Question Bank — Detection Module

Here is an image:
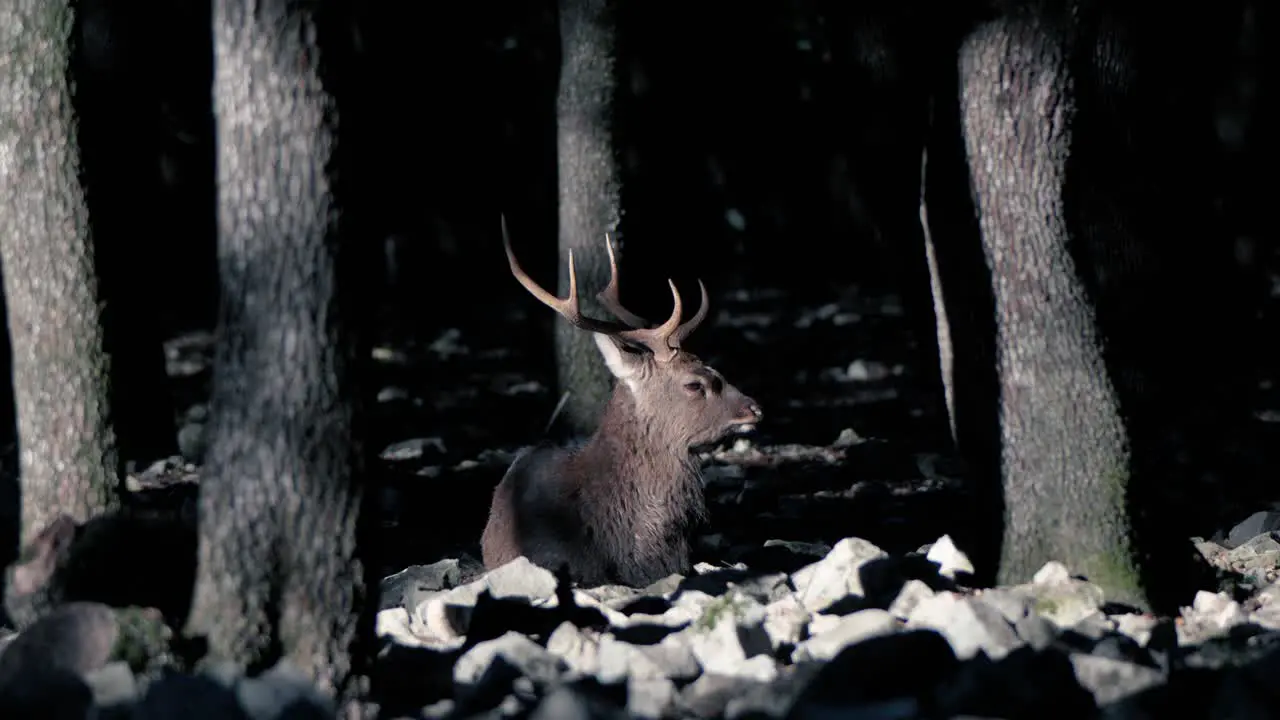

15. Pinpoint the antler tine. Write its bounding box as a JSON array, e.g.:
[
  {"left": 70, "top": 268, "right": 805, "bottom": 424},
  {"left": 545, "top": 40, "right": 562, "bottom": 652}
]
[
  {"left": 591, "top": 277, "right": 685, "bottom": 362},
  {"left": 637, "top": 279, "right": 684, "bottom": 361},
  {"left": 596, "top": 232, "right": 650, "bottom": 329},
  {"left": 670, "top": 279, "right": 709, "bottom": 348},
  {"left": 501, "top": 215, "right": 632, "bottom": 336}
]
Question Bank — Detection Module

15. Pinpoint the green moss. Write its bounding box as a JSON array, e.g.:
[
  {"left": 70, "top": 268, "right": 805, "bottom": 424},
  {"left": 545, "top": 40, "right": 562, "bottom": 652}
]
[
  {"left": 695, "top": 594, "right": 746, "bottom": 631},
  {"left": 1081, "top": 548, "right": 1144, "bottom": 607},
  {"left": 1033, "top": 596, "right": 1060, "bottom": 615},
  {"left": 111, "top": 607, "right": 175, "bottom": 674}
]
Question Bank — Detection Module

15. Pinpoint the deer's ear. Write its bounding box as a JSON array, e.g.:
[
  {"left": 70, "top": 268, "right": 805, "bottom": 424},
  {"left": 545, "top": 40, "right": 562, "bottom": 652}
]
[{"left": 593, "top": 333, "right": 644, "bottom": 381}]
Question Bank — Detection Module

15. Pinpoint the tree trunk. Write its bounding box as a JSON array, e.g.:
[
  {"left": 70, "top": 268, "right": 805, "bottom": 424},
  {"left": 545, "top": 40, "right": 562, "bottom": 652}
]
[
  {"left": 0, "top": 0, "right": 122, "bottom": 547},
  {"left": 554, "top": 0, "right": 624, "bottom": 436},
  {"left": 938, "top": 5, "right": 1237, "bottom": 612},
  {"left": 957, "top": 14, "right": 1143, "bottom": 606},
  {"left": 184, "top": 0, "right": 373, "bottom": 704}
]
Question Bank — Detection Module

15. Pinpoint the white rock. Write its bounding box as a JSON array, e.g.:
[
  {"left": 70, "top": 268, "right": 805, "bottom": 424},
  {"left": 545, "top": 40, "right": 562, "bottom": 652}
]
[
  {"left": 906, "top": 592, "right": 1023, "bottom": 661},
  {"left": 791, "top": 537, "right": 889, "bottom": 612},
  {"left": 792, "top": 608, "right": 901, "bottom": 662},
  {"left": 762, "top": 593, "right": 811, "bottom": 649},
  {"left": 454, "top": 631, "right": 564, "bottom": 688},
  {"left": 1178, "top": 590, "right": 1248, "bottom": 645},
  {"left": 1113, "top": 613, "right": 1160, "bottom": 647},
  {"left": 682, "top": 592, "right": 773, "bottom": 678},
  {"left": 925, "top": 535, "right": 974, "bottom": 580},
  {"left": 1069, "top": 653, "right": 1165, "bottom": 706},
  {"left": 887, "top": 579, "right": 936, "bottom": 619}
]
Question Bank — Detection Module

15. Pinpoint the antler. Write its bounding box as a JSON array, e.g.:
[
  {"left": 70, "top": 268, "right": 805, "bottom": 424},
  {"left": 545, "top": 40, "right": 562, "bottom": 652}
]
[
  {"left": 598, "top": 233, "right": 651, "bottom": 329},
  {"left": 671, "top": 278, "right": 709, "bottom": 347},
  {"left": 501, "top": 216, "right": 708, "bottom": 361},
  {"left": 598, "top": 229, "right": 711, "bottom": 347}
]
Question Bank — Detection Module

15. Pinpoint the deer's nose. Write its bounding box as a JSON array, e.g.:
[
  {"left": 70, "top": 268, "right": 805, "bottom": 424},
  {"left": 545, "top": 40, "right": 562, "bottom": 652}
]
[{"left": 739, "top": 401, "right": 763, "bottom": 423}]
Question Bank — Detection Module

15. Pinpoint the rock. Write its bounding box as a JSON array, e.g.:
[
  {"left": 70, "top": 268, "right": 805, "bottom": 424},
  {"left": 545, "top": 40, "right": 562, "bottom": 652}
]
[
  {"left": 681, "top": 569, "right": 792, "bottom": 606},
  {"left": 454, "top": 631, "right": 565, "bottom": 690},
  {"left": 132, "top": 662, "right": 334, "bottom": 720},
  {"left": 1113, "top": 613, "right": 1160, "bottom": 647},
  {"left": 0, "top": 602, "right": 118, "bottom": 687},
  {"left": 375, "top": 607, "right": 441, "bottom": 650},
  {"left": 132, "top": 670, "right": 245, "bottom": 719},
  {"left": 937, "top": 646, "right": 1099, "bottom": 718},
  {"left": 636, "top": 635, "right": 702, "bottom": 683},
  {"left": 1224, "top": 532, "right": 1280, "bottom": 582},
  {"left": 627, "top": 678, "right": 677, "bottom": 719},
  {"left": 925, "top": 535, "right": 974, "bottom": 580},
  {"left": 1250, "top": 581, "right": 1280, "bottom": 630},
  {"left": 84, "top": 661, "right": 138, "bottom": 708},
  {"left": 1021, "top": 562, "right": 1106, "bottom": 628},
  {"left": 1225, "top": 511, "right": 1280, "bottom": 548},
  {"left": 566, "top": 590, "right": 632, "bottom": 628},
  {"left": 380, "top": 558, "right": 464, "bottom": 611},
  {"left": 722, "top": 664, "right": 822, "bottom": 719},
  {"left": 762, "top": 593, "right": 810, "bottom": 649},
  {"left": 763, "top": 539, "right": 832, "bottom": 558},
  {"left": 545, "top": 622, "right": 600, "bottom": 676},
  {"left": 0, "top": 668, "right": 94, "bottom": 719},
  {"left": 385, "top": 557, "right": 560, "bottom": 648},
  {"left": 887, "top": 579, "right": 935, "bottom": 619},
  {"left": 733, "top": 540, "right": 832, "bottom": 575},
  {"left": 1178, "top": 591, "right": 1248, "bottom": 645},
  {"left": 679, "top": 591, "right": 775, "bottom": 679},
  {"left": 679, "top": 674, "right": 763, "bottom": 718},
  {"left": 1013, "top": 613, "right": 1059, "bottom": 651},
  {"left": 177, "top": 421, "right": 207, "bottom": 463},
  {"left": 529, "top": 684, "right": 627, "bottom": 720},
  {"left": 546, "top": 622, "right": 699, "bottom": 685},
  {"left": 1069, "top": 612, "right": 1117, "bottom": 642},
  {"left": 457, "top": 556, "right": 560, "bottom": 603},
  {"left": 906, "top": 592, "right": 1023, "bottom": 661},
  {"left": 1207, "top": 641, "right": 1280, "bottom": 718},
  {"left": 234, "top": 660, "right": 336, "bottom": 719},
  {"left": 379, "top": 437, "right": 447, "bottom": 462},
  {"left": 792, "top": 608, "right": 901, "bottom": 662},
  {"left": 575, "top": 584, "right": 643, "bottom": 610},
  {"left": 1069, "top": 653, "right": 1164, "bottom": 706},
  {"left": 788, "top": 631, "right": 959, "bottom": 715},
  {"left": 791, "top": 537, "right": 889, "bottom": 613},
  {"left": 970, "top": 588, "right": 1035, "bottom": 624}
]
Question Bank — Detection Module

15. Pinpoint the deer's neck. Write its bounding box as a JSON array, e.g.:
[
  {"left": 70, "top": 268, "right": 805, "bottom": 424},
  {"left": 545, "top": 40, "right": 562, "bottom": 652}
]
[{"left": 578, "top": 388, "right": 699, "bottom": 488}]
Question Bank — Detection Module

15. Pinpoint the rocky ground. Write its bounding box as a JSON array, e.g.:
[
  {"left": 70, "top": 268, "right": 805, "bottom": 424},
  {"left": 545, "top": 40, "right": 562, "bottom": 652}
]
[{"left": 2, "top": 278, "right": 1280, "bottom": 718}]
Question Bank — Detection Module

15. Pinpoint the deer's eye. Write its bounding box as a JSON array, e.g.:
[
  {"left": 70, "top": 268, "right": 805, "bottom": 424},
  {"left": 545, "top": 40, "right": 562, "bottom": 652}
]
[{"left": 684, "top": 381, "right": 705, "bottom": 395}]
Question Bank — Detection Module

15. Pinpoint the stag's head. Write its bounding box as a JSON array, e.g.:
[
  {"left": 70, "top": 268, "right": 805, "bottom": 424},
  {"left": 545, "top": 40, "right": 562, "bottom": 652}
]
[{"left": 502, "top": 217, "right": 762, "bottom": 448}]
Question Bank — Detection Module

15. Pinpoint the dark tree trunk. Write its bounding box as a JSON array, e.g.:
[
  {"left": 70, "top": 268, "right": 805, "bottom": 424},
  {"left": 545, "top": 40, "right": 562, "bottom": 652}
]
[
  {"left": 933, "top": 4, "right": 1242, "bottom": 611},
  {"left": 0, "top": 0, "right": 123, "bottom": 549},
  {"left": 184, "top": 0, "right": 373, "bottom": 705},
  {"left": 957, "top": 13, "right": 1142, "bottom": 605},
  {"left": 553, "top": 0, "right": 625, "bottom": 436}
]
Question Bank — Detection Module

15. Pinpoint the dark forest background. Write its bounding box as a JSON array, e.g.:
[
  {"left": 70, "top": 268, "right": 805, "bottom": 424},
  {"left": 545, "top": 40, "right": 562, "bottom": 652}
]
[{"left": 2, "top": 0, "right": 1277, "bottom": 573}]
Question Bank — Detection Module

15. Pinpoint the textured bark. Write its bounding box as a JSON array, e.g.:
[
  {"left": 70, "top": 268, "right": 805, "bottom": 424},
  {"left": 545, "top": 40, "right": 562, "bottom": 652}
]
[
  {"left": 554, "top": 0, "right": 624, "bottom": 436},
  {"left": 0, "top": 0, "right": 122, "bottom": 546},
  {"left": 956, "top": 16, "right": 1143, "bottom": 606},
  {"left": 184, "top": 0, "right": 372, "bottom": 704},
  {"left": 938, "top": 5, "right": 1234, "bottom": 611}
]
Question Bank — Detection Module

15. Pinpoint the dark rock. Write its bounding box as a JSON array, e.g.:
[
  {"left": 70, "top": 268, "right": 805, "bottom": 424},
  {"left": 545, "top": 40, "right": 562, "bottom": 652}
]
[{"left": 1225, "top": 512, "right": 1280, "bottom": 549}]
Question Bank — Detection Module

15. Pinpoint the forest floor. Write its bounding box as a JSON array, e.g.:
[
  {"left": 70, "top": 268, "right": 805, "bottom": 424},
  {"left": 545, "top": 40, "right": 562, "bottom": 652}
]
[{"left": 160, "top": 268, "right": 1280, "bottom": 583}]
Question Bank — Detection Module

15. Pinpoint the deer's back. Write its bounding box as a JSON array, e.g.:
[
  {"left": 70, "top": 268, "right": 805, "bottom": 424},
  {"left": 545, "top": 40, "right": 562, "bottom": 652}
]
[{"left": 480, "top": 441, "right": 699, "bottom": 587}]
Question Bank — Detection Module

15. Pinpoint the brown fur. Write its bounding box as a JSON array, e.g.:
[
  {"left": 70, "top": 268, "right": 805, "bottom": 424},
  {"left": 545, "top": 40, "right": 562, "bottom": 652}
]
[{"left": 482, "top": 348, "right": 760, "bottom": 587}]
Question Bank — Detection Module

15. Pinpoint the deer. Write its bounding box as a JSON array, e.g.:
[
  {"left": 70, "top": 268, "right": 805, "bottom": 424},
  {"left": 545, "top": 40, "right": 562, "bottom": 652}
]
[{"left": 481, "top": 218, "right": 763, "bottom": 588}]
